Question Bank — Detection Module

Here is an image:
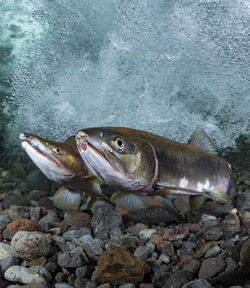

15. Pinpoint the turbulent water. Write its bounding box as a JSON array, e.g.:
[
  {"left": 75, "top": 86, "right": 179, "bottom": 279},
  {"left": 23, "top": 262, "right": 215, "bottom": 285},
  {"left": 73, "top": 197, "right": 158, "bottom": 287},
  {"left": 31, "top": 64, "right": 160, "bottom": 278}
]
[{"left": 1, "top": 0, "right": 249, "bottom": 148}]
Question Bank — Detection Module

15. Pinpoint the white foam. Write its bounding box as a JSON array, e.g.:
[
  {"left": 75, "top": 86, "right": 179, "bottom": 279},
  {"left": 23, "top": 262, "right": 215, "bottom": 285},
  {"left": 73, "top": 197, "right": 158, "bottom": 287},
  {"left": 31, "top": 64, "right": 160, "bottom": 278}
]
[{"left": 2, "top": 1, "right": 249, "bottom": 148}]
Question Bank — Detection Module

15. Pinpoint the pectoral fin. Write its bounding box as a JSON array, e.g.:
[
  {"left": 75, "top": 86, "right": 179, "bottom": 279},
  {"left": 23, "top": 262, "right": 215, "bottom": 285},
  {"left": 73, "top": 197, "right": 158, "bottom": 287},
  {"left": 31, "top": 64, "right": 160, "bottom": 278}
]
[
  {"left": 111, "top": 190, "right": 149, "bottom": 211},
  {"left": 54, "top": 187, "right": 82, "bottom": 211}
]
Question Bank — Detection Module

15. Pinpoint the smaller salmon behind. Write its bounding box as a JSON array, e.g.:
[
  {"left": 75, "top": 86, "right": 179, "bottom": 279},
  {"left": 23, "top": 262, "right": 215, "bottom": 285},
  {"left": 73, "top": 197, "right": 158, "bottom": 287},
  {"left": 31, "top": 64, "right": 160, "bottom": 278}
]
[
  {"left": 75, "top": 127, "right": 232, "bottom": 211},
  {"left": 20, "top": 133, "right": 103, "bottom": 212}
]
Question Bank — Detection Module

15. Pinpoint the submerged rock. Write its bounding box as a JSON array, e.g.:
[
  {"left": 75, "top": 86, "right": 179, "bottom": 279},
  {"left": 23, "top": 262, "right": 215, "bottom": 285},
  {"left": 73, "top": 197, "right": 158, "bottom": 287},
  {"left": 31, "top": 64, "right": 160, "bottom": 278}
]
[
  {"left": 11, "top": 231, "right": 50, "bottom": 260},
  {"left": 91, "top": 201, "right": 122, "bottom": 240},
  {"left": 198, "top": 257, "right": 226, "bottom": 279},
  {"left": 128, "top": 206, "right": 179, "bottom": 225},
  {"left": 0, "top": 242, "right": 16, "bottom": 260},
  {"left": 96, "top": 244, "right": 149, "bottom": 285},
  {"left": 6, "top": 219, "right": 42, "bottom": 233},
  {"left": 240, "top": 238, "right": 250, "bottom": 274},
  {"left": 4, "top": 265, "right": 46, "bottom": 284}
]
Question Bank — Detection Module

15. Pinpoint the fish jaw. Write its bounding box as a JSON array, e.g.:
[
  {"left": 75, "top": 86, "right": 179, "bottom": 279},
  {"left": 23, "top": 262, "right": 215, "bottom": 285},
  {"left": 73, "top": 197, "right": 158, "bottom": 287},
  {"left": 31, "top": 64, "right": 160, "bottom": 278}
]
[
  {"left": 20, "top": 133, "right": 73, "bottom": 183},
  {"left": 75, "top": 131, "right": 137, "bottom": 191}
]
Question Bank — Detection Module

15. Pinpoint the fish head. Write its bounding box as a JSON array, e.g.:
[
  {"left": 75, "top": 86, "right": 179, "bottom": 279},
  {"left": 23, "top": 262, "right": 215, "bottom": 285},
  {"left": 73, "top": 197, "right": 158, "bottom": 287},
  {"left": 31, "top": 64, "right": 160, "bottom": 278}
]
[
  {"left": 75, "top": 127, "right": 158, "bottom": 192},
  {"left": 20, "top": 133, "right": 85, "bottom": 183}
]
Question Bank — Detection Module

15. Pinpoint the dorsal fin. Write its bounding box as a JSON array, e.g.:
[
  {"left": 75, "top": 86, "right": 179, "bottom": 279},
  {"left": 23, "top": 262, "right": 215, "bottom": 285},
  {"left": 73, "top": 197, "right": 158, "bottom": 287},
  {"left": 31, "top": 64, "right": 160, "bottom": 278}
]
[{"left": 188, "top": 129, "right": 217, "bottom": 155}]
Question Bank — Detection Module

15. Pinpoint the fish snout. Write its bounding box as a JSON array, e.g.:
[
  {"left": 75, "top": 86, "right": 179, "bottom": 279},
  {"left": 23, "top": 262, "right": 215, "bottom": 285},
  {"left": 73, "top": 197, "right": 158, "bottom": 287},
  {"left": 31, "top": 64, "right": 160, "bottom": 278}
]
[
  {"left": 19, "top": 133, "right": 28, "bottom": 141},
  {"left": 76, "top": 131, "right": 89, "bottom": 152}
]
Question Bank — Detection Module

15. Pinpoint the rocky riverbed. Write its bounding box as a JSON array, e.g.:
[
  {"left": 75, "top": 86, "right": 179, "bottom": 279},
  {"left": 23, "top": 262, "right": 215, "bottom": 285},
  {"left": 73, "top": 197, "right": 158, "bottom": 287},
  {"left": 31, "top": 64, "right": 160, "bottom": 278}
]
[{"left": 0, "top": 153, "right": 249, "bottom": 288}]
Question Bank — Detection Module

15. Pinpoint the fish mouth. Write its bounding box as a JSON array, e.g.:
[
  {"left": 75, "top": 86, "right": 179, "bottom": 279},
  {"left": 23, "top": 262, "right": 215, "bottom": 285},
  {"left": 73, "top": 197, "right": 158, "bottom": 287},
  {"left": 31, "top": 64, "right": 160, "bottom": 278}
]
[
  {"left": 76, "top": 131, "right": 130, "bottom": 185},
  {"left": 20, "top": 133, "right": 60, "bottom": 167}
]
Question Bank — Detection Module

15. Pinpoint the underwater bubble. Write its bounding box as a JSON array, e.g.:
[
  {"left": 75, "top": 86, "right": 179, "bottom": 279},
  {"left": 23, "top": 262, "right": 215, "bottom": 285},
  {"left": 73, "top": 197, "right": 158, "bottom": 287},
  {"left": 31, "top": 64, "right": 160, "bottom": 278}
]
[{"left": 1, "top": 0, "right": 249, "bottom": 148}]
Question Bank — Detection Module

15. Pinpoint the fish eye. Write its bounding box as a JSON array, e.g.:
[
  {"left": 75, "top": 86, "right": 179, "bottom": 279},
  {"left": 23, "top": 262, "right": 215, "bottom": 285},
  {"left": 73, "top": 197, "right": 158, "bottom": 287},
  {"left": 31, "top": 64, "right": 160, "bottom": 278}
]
[
  {"left": 53, "top": 147, "right": 60, "bottom": 153},
  {"left": 114, "top": 137, "right": 124, "bottom": 152}
]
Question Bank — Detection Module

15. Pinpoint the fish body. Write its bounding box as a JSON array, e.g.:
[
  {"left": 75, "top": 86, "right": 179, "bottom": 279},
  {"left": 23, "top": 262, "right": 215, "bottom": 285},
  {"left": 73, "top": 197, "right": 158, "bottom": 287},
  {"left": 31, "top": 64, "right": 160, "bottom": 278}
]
[
  {"left": 20, "top": 133, "right": 102, "bottom": 211},
  {"left": 75, "top": 127, "right": 232, "bottom": 206}
]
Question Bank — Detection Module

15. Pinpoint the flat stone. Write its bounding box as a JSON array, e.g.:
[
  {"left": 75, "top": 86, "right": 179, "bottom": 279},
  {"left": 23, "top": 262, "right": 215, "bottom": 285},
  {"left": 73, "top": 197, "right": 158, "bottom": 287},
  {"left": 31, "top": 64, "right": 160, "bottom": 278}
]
[
  {"left": 91, "top": 201, "right": 122, "bottom": 240},
  {"left": 202, "top": 227, "right": 223, "bottom": 241},
  {"left": 4, "top": 265, "right": 46, "bottom": 284},
  {"left": 6, "top": 219, "right": 42, "bottom": 232},
  {"left": 96, "top": 244, "right": 149, "bottom": 285},
  {"left": 181, "top": 279, "right": 212, "bottom": 288},
  {"left": 198, "top": 257, "right": 226, "bottom": 279},
  {"left": 58, "top": 250, "right": 87, "bottom": 268},
  {"left": 11, "top": 231, "right": 50, "bottom": 260}
]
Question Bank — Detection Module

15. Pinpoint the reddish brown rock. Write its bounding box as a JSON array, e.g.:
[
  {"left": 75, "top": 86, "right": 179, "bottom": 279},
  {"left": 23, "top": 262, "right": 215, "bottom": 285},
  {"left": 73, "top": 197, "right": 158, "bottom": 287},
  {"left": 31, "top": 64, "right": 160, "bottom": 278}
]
[
  {"left": 6, "top": 219, "right": 42, "bottom": 232},
  {"left": 178, "top": 254, "right": 193, "bottom": 268},
  {"left": 160, "top": 228, "right": 175, "bottom": 240},
  {"left": 150, "top": 234, "right": 163, "bottom": 246},
  {"left": 96, "top": 244, "right": 149, "bottom": 285},
  {"left": 187, "top": 222, "right": 202, "bottom": 232},
  {"left": 60, "top": 212, "right": 91, "bottom": 229},
  {"left": 28, "top": 256, "right": 47, "bottom": 267}
]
